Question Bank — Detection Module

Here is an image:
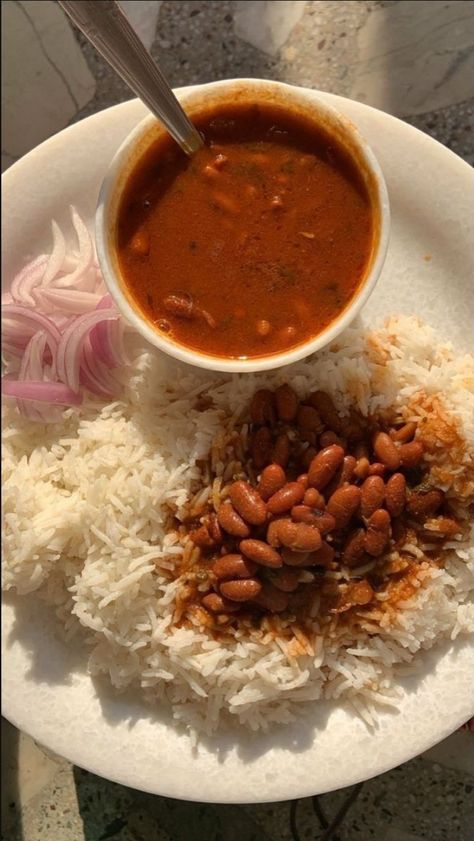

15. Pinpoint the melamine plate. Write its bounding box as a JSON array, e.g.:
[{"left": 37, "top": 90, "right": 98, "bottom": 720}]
[{"left": 2, "top": 82, "right": 474, "bottom": 803}]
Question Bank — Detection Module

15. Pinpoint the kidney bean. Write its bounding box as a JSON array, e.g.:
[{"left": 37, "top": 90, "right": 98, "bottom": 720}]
[
  {"left": 319, "top": 430, "right": 343, "bottom": 448},
  {"left": 399, "top": 441, "right": 424, "bottom": 468},
  {"left": 361, "top": 476, "right": 385, "bottom": 519},
  {"left": 389, "top": 421, "right": 417, "bottom": 443},
  {"left": 368, "top": 462, "right": 386, "bottom": 477},
  {"left": 267, "top": 482, "right": 305, "bottom": 515},
  {"left": 250, "top": 389, "right": 276, "bottom": 424},
  {"left": 254, "top": 583, "right": 289, "bottom": 613},
  {"left": 258, "top": 463, "right": 286, "bottom": 501},
  {"left": 325, "top": 455, "right": 357, "bottom": 497},
  {"left": 130, "top": 230, "right": 150, "bottom": 256},
  {"left": 212, "top": 554, "right": 257, "bottom": 580},
  {"left": 229, "top": 480, "right": 267, "bottom": 525},
  {"left": 354, "top": 457, "right": 370, "bottom": 480},
  {"left": 202, "top": 592, "right": 239, "bottom": 613},
  {"left": 308, "top": 391, "right": 342, "bottom": 433},
  {"left": 267, "top": 518, "right": 284, "bottom": 547},
  {"left": 341, "top": 455, "right": 357, "bottom": 482},
  {"left": 301, "top": 446, "right": 317, "bottom": 471},
  {"left": 291, "top": 507, "right": 336, "bottom": 533},
  {"left": 251, "top": 426, "right": 273, "bottom": 470},
  {"left": 277, "top": 520, "right": 322, "bottom": 552},
  {"left": 424, "top": 516, "right": 462, "bottom": 537},
  {"left": 308, "top": 444, "right": 345, "bottom": 490},
  {"left": 207, "top": 513, "right": 223, "bottom": 544},
  {"left": 297, "top": 405, "right": 323, "bottom": 445},
  {"left": 303, "top": 487, "right": 326, "bottom": 508},
  {"left": 275, "top": 383, "right": 298, "bottom": 422},
  {"left": 307, "top": 541, "right": 335, "bottom": 567},
  {"left": 342, "top": 528, "right": 366, "bottom": 566},
  {"left": 189, "top": 524, "right": 215, "bottom": 548},
  {"left": 239, "top": 538, "right": 282, "bottom": 568},
  {"left": 296, "top": 473, "right": 309, "bottom": 489},
  {"left": 385, "top": 473, "right": 406, "bottom": 517},
  {"left": 257, "top": 319, "right": 272, "bottom": 337},
  {"left": 163, "top": 292, "right": 194, "bottom": 319},
  {"left": 270, "top": 568, "right": 301, "bottom": 592},
  {"left": 220, "top": 578, "right": 262, "bottom": 602},
  {"left": 310, "top": 512, "right": 337, "bottom": 535},
  {"left": 217, "top": 501, "right": 251, "bottom": 538},
  {"left": 281, "top": 548, "right": 311, "bottom": 566},
  {"left": 345, "top": 580, "right": 374, "bottom": 606},
  {"left": 406, "top": 489, "right": 444, "bottom": 520},
  {"left": 365, "top": 509, "right": 391, "bottom": 557},
  {"left": 327, "top": 485, "right": 361, "bottom": 529},
  {"left": 291, "top": 504, "right": 319, "bottom": 524},
  {"left": 373, "top": 431, "right": 400, "bottom": 470},
  {"left": 272, "top": 433, "right": 291, "bottom": 468}
]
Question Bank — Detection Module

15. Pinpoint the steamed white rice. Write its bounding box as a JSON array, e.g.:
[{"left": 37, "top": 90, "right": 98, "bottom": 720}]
[{"left": 2, "top": 314, "right": 474, "bottom": 735}]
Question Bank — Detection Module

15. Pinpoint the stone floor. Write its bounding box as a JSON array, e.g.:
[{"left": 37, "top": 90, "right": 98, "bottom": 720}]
[
  {"left": 2, "top": 718, "right": 474, "bottom": 841},
  {"left": 2, "top": 1, "right": 474, "bottom": 839},
  {"left": 2, "top": 1, "right": 474, "bottom": 169}
]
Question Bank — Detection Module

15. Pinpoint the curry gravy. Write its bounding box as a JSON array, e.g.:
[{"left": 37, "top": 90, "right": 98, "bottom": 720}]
[{"left": 117, "top": 102, "right": 374, "bottom": 359}]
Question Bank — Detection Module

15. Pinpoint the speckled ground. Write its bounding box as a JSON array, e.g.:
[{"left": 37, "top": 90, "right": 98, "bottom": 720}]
[
  {"left": 70, "top": 0, "right": 474, "bottom": 166},
  {"left": 2, "top": 1, "right": 474, "bottom": 839},
  {"left": 2, "top": 718, "right": 474, "bottom": 841}
]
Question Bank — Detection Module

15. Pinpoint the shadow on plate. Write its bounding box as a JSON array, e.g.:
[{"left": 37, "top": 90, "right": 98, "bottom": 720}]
[
  {"left": 91, "top": 635, "right": 465, "bottom": 763},
  {"left": 3, "top": 590, "right": 88, "bottom": 687},
  {"left": 90, "top": 670, "right": 332, "bottom": 763},
  {"left": 4, "top": 580, "right": 471, "bottom": 776},
  {"left": 3, "top": 588, "right": 331, "bottom": 762}
]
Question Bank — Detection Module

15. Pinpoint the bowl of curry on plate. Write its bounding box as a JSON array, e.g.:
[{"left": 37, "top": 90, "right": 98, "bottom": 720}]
[{"left": 96, "top": 79, "right": 390, "bottom": 371}]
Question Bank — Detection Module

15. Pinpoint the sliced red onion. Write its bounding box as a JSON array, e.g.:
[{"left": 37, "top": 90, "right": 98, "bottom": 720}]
[
  {"left": 50, "top": 313, "right": 75, "bottom": 328},
  {"left": 35, "top": 287, "right": 104, "bottom": 314},
  {"left": 2, "top": 324, "right": 35, "bottom": 347},
  {"left": 1, "top": 341, "right": 24, "bottom": 358},
  {"left": 80, "top": 335, "right": 120, "bottom": 397},
  {"left": 21, "top": 333, "right": 65, "bottom": 422},
  {"left": 2, "top": 379, "right": 82, "bottom": 405},
  {"left": 16, "top": 332, "right": 44, "bottom": 422},
  {"left": 89, "top": 295, "right": 129, "bottom": 368},
  {"left": 56, "top": 309, "right": 119, "bottom": 393},
  {"left": 2, "top": 306, "right": 61, "bottom": 351},
  {"left": 2, "top": 211, "right": 132, "bottom": 421},
  {"left": 24, "top": 331, "right": 47, "bottom": 379},
  {"left": 97, "top": 294, "right": 114, "bottom": 308},
  {"left": 78, "top": 363, "right": 110, "bottom": 398},
  {"left": 59, "top": 254, "right": 80, "bottom": 274},
  {"left": 42, "top": 220, "right": 66, "bottom": 285},
  {"left": 10, "top": 254, "right": 48, "bottom": 305},
  {"left": 51, "top": 207, "right": 94, "bottom": 292}
]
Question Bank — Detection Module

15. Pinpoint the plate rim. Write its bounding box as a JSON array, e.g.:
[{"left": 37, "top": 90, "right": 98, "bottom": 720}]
[{"left": 2, "top": 82, "right": 474, "bottom": 804}]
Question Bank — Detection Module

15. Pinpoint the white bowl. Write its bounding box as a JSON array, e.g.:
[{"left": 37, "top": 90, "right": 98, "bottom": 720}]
[{"left": 96, "top": 79, "right": 390, "bottom": 373}]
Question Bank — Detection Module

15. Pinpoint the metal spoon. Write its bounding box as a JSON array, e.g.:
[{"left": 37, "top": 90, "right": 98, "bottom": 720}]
[{"left": 58, "top": 0, "right": 203, "bottom": 155}]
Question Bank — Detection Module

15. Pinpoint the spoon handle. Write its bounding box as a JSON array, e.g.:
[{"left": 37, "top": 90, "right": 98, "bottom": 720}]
[{"left": 58, "top": 0, "right": 203, "bottom": 155}]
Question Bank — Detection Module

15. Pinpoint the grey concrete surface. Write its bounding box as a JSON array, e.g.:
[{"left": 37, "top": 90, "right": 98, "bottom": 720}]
[{"left": 2, "top": 2, "right": 473, "bottom": 840}]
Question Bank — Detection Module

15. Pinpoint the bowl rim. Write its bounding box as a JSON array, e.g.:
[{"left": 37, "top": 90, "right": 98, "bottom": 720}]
[{"left": 96, "top": 78, "right": 391, "bottom": 373}]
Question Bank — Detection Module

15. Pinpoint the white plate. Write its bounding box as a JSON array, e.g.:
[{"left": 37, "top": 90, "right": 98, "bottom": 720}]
[{"left": 2, "top": 83, "right": 474, "bottom": 804}]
